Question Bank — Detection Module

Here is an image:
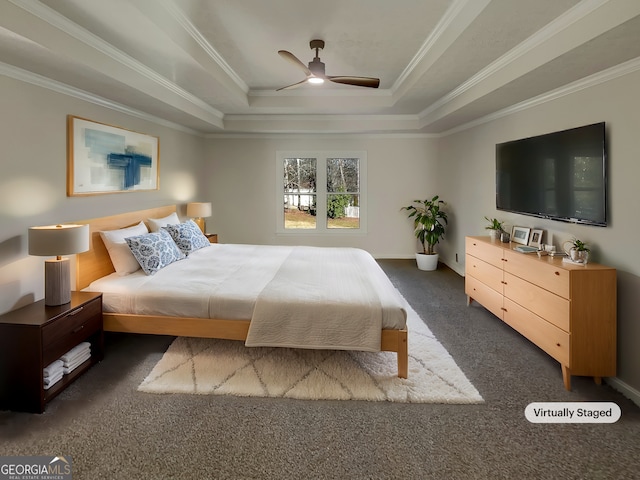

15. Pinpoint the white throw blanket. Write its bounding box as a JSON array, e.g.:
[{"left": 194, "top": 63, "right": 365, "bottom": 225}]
[{"left": 246, "top": 247, "right": 390, "bottom": 352}]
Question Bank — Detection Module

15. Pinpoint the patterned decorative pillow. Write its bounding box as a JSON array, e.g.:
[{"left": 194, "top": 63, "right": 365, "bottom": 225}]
[
  {"left": 163, "top": 220, "right": 210, "bottom": 255},
  {"left": 125, "top": 229, "right": 185, "bottom": 275}
]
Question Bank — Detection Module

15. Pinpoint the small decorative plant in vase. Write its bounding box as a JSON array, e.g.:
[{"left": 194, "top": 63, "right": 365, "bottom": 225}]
[
  {"left": 563, "top": 238, "right": 590, "bottom": 264},
  {"left": 484, "top": 216, "right": 504, "bottom": 240},
  {"left": 402, "top": 195, "right": 448, "bottom": 271}
]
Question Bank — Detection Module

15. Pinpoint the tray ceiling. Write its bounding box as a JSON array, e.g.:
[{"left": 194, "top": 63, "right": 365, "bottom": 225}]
[{"left": 1, "top": 0, "right": 639, "bottom": 134}]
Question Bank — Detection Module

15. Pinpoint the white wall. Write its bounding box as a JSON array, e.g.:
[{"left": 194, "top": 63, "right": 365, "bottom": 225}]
[
  {"left": 438, "top": 68, "right": 640, "bottom": 400},
  {"left": 202, "top": 136, "right": 440, "bottom": 257},
  {"left": 0, "top": 75, "right": 205, "bottom": 314}
]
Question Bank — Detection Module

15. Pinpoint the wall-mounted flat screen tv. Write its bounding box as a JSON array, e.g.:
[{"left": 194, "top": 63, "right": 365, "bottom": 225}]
[{"left": 496, "top": 122, "right": 607, "bottom": 226}]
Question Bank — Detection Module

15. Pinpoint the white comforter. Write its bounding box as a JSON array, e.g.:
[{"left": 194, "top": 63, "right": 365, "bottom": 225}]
[{"left": 86, "top": 244, "right": 407, "bottom": 351}]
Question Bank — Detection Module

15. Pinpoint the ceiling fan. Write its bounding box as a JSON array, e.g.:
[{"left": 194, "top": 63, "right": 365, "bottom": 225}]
[{"left": 276, "top": 39, "right": 380, "bottom": 91}]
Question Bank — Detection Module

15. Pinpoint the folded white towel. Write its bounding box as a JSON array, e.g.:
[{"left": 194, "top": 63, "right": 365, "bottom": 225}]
[
  {"left": 43, "top": 359, "right": 64, "bottom": 378},
  {"left": 60, "top": 342, "right": 91, "bottom": 363},
  {"left": 63, "top": 351, "right": 92, "bottom": 374},
  {"left": 43, "top": 371, "right": 64, "bottom": 389},
  {"left": 62, "top": 348, "right": 91, "bottom": 368}
]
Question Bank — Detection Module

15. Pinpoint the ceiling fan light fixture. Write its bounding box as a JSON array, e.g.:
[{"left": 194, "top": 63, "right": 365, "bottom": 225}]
[{"left": 276, "top": 40, "right": 380, "bottom": 91}]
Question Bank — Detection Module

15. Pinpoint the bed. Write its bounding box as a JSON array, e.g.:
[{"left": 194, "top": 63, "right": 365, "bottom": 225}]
[{"left": 75, "top": 206, "right": 409, "bottom": 377}]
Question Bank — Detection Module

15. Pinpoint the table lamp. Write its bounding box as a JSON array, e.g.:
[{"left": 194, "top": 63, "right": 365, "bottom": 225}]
[
  {"left": 186, "top": 202, "right": 212, "bottom": 233},
  {"left": 28, "top": 224, "right": 90, "bottom": 306}
]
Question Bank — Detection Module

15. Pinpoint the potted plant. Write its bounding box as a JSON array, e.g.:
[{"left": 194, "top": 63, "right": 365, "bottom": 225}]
[
  {"left": 484, "top": 216, "right": 504, "bottom": 240},
  {"left": 402, "top": 195, "right": 448, "bottom": 271},
  {"left": 563, "top": 238, "right": 590, "bottom": 264}
]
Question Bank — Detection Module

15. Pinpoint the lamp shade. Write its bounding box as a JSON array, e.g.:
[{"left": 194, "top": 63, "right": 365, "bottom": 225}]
[
  {"left": 187, "top": 202, "right": 212, "bottom": 218},
  {"left": 28, "top": 224, "right": 90, "bottom": 257}
]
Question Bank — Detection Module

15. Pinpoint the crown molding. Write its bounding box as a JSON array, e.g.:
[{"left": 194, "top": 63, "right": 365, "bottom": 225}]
[
  {"left": 417, "top": 0, "right": 613, "bottom": 125},
  {"left": 392, "top": 0, "right": 489, "bottom": 93},
  {"left": 159, "top": 0, "right": 248, "bottom": 94},
  {"left": 441, "top": 55, "right": 640, "bottom": 137},
  {"left": 7, "top": 0, "right": 224, "bottom": 122},
  {"left": 0, "top": 62, "right": 202, "bottom": 135}
]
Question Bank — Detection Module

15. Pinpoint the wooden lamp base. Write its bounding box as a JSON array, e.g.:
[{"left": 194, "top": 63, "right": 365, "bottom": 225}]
[{"left": 44, "top": 257, "right": 71, "bottom": 306}]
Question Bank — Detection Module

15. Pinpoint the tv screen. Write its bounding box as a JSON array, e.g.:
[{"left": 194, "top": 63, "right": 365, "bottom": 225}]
[{"left": 496, "top": 122, "right": 607, "bottom": 226}]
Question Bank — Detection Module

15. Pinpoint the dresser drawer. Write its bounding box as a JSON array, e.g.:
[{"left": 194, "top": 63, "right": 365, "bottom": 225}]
[
  {"left": 504, "top": 272, "right": 570, "bottom": 332},
  {"left": 503, "top": 249, "right": 570, "bottom": 298},
  {"left": 466, "top": 237, "right": 504, "bottom": 268},
  {"left": 466, "top": 275, "right": 504, "bottom": 320},
  {"left": 466, "top": 254, "right": 504, "bottom": 293},
  {"left": 503, "top": 298, "right": 570, "bottom": 366}
]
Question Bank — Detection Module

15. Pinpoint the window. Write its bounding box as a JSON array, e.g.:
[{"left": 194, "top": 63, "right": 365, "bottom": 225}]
[{"left": 277, "top": 151, "right": 367, "bottom": 234}]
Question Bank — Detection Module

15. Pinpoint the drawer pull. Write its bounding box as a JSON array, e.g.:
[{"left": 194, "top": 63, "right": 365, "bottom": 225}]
[
  {"left": 67, "top": 306, "right": 84, "bottom": 316},
  {"left": 72, "top": 325, "right": 85, "bottom": 334},
  {"left": 501, "top": 307, "right": 507, "bottom": 312},
  {"left": 554, "top": 272, "right": 560, "bottom": 276}
]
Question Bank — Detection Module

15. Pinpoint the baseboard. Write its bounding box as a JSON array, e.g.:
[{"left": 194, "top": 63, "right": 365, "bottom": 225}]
[{"left": 606, "top": 377, "right": 640, "bottom": 408}]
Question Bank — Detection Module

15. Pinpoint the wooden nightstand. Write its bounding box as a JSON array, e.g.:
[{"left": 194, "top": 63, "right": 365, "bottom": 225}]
[
  {"left": 205, "top": 233, "right": 218, "bottom": 243},
  {"left": 0, "top": 291, "right": 104, "bottom": 413}
]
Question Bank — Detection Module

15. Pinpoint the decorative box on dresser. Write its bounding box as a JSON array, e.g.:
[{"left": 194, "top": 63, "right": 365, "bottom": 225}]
[
  {"left": 465, "top": 236, "right": 616, "bottom": 391},
  {"left": 0, "top": 291, "right": 104, "bottom": 413}
]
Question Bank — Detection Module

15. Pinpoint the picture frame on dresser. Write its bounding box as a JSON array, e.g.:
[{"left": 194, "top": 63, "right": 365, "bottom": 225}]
[
  {"left": 511, "top": 226, "right": 530, "bottom": 245},
  {"left": 529, "top": 229, "right": 544, "bottom": 248}
]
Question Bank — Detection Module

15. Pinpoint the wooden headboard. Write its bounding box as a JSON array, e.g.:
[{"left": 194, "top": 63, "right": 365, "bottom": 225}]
[{"left": 75, "top": 205, "right": 177, "bottom": 290}]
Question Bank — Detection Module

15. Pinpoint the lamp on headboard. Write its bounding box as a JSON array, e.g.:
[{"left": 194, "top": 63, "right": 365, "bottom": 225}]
[
  {"left": 186, "top": 202, "right": 212, "bottom": 233},
  {"left": 28, "top": 224, "right": 90, "bottom": 306}
]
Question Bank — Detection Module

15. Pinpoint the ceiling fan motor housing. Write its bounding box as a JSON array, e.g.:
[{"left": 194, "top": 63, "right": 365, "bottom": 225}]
[{"left": 308, "top": 59, "right": 325, "bottom": 76}]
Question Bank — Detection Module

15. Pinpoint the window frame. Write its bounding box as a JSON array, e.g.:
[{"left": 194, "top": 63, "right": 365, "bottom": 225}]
[{"left": 276, "top": 150, "right": 367, "bottom": 235}]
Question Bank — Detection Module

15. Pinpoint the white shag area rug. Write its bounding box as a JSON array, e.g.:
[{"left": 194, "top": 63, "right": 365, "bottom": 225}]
[{"left": 138, "top": 300, "right": 483, "bottom": 404}]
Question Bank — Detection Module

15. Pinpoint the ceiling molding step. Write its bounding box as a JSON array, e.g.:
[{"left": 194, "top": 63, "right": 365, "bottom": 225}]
[
  {"left": 157, "top": 0, "right": 248, "bottom": 93},
  {"left": 0, "top": 62, "right": 203, "bottom": 136},
  {"left": 222, "top": 113, "right": 421, "bottom": 134},
  {"left": 206, "top": 132, "right": 437, "bottom": 140},
  {"left": 417, "top": 0, "right": 640, "bottom": 128},
  {"left": 133, "top": 0, "right": 248, "bottom": 105},
  {"left": 391, "top": 0, "right": 491, "bottom": 100},
  {"left": 441, "top": 55, "right": 640, "bottom": 137},
  {"left": 5, "top": 0, "right": 225, "bottom": 126}
]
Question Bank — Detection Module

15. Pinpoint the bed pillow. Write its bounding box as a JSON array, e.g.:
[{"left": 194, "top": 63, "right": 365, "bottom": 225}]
[
  {"left": 100, "top": 221, "right": 149, "bottom": 275},
  {"left": 147, "top": 212, "right": 180, "bottom": 232},
  {"left": 163, "top": 220, "right": 210, "bottom": 255},
  {"left": 125, "top": 229, "right": 186, "bottom": 275}
]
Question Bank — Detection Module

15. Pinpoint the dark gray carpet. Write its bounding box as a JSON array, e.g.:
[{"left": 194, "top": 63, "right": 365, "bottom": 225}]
[{"left": 1, "top": 260, "right": 639, "bottom": 479}]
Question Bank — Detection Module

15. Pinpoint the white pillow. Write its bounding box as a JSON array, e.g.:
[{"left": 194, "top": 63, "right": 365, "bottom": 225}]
[
  {"left": 147, "top": 212, "right": 180, "bottom": 232},
  {"left": 99, "top": 221, "right": 149, "bottom": 275}
]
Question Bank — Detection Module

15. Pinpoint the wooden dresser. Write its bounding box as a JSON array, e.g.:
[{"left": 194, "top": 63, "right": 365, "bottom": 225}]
[{"left": 465, "top": 236, "right": 616, "bottom": 390}]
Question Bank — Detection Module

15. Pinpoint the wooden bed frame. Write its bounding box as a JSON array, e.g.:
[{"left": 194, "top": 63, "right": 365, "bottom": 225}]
[{"left": 75, "top": 205, "right": 408, "bottom": 378}]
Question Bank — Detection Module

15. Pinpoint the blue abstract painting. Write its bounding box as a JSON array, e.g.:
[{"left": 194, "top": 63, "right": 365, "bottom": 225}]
[{"left": 68, "top": 116, "right": 159, "bottom": 195}]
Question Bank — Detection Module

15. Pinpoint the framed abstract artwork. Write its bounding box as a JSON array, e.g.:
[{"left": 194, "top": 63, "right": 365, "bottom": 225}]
[{"left": 67, "top": 116, "right": 159, "bottom": 196}]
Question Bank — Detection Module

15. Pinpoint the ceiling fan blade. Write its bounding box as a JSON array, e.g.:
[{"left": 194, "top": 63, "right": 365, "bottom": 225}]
[
  {"left": 278, "top": 50, "right": 312, "bottom": 76},
  {"left": 276, "top": 78, "right": 309, "bottom": 91},
  {"left": 327, "top": 76, "right": 380, "bottom": 88}
]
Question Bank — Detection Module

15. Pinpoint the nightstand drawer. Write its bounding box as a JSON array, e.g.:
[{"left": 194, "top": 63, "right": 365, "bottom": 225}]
[{"left": 42, "top": 298, "right": 102, "bottom": 364}]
